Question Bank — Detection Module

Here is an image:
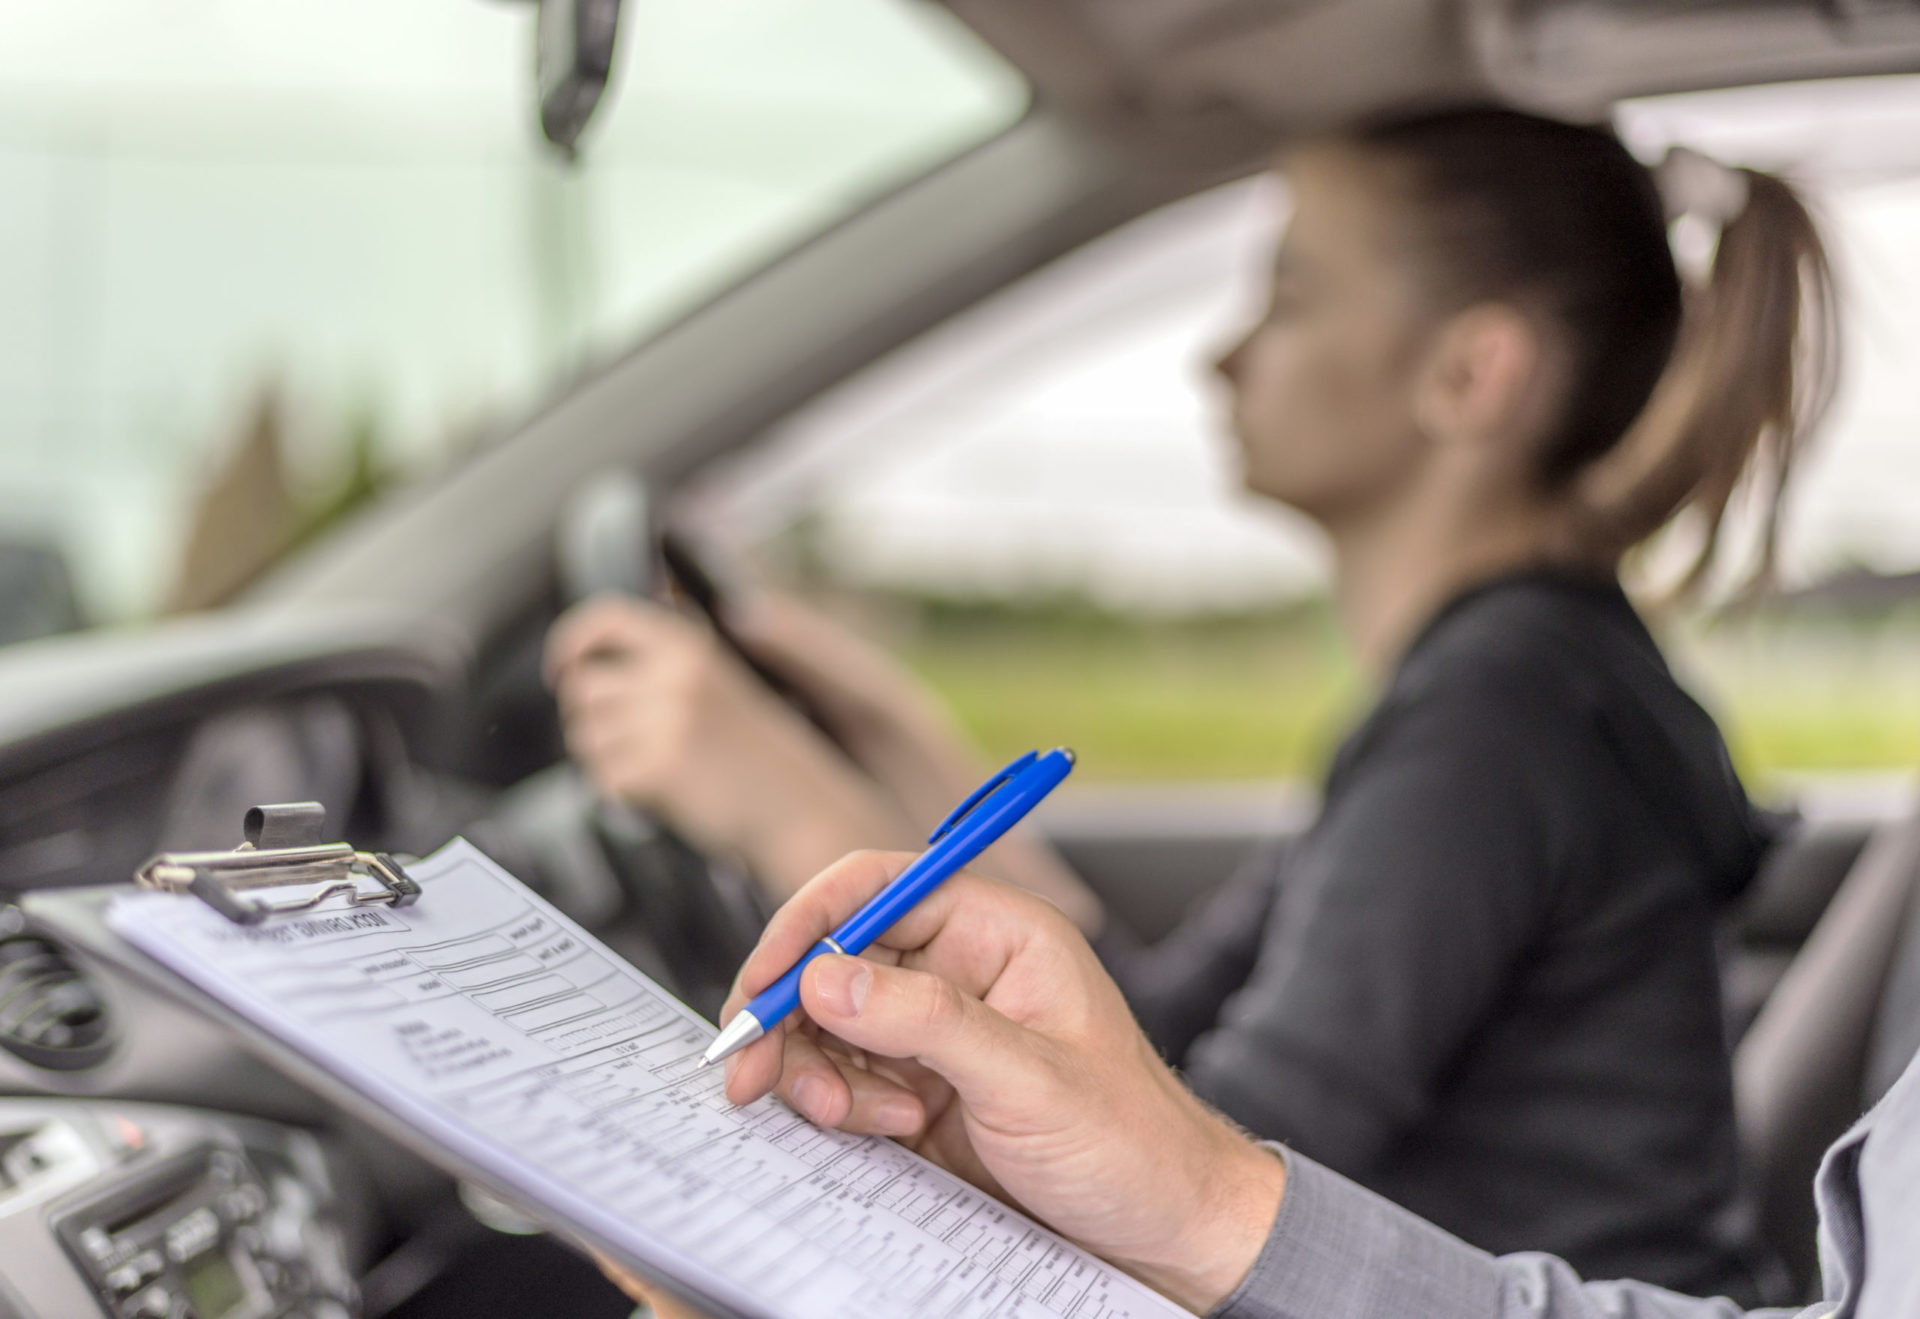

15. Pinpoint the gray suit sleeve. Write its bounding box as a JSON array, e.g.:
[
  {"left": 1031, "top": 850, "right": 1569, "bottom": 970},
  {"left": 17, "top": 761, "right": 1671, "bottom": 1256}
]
[{"left": 1211, "top": 1148, "right": 1815, "bottom": 1319}]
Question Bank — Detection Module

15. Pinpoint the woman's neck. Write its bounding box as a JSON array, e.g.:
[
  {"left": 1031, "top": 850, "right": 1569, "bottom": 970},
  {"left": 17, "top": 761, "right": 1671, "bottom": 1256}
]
[{"left": 1325, "top": 490, "right": 1589, "bottom": 682}]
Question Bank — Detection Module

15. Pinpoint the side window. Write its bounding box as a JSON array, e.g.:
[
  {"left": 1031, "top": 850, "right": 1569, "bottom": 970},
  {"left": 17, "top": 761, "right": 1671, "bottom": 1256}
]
[{"left": 687, "top": 178, "right": 1364, "bottom": 785}]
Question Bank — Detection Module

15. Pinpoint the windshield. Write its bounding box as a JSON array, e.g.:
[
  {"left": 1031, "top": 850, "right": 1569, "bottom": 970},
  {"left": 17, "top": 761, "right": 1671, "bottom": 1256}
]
[{"left": 0, "top": 0, "right": 1024, "bottom": 638}]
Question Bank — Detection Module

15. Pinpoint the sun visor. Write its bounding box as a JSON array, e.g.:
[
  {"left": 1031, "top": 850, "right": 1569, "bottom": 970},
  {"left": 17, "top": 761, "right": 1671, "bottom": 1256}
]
[
  {"left": 1468, "top": 0, "right": 1920, "bottom": 119},
  {"left": 941, "top": 0, "right": 1476, "bottom": 133},
  {"left": 938, "top": 0, "right": 1920, "bottom": 133}
]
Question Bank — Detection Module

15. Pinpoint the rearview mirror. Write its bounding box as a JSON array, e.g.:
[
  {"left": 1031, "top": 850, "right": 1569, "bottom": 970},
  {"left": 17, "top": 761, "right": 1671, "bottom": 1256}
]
[{"left": 536, "top": 0, "right": 624, "bottom": 157}]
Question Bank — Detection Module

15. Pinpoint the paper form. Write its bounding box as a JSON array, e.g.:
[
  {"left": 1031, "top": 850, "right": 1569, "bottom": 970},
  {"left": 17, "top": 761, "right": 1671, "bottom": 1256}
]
[{"left": 108, "top": 840, "right": 1192, "bottom": 1319}]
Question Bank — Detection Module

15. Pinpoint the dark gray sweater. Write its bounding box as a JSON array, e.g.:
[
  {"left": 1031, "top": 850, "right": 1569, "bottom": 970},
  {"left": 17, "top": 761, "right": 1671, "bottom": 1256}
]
[{"left": 1100, "top": 570, "right": 1778, "bottom": 1303}]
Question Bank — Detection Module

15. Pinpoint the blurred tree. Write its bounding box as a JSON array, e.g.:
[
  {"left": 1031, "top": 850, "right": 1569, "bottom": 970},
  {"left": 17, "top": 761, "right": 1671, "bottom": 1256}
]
[
  {"left": 167, "top": 387, "right": 302, "bottom": 612},
  {"left": 167, "top": 387, "right": 397, "bottom": 612}
]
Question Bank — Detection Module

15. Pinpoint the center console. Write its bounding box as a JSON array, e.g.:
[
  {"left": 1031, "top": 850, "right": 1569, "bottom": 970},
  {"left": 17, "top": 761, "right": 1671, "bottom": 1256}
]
[{"left": 0, "top": 1102, "right": 358, "bottom": 1319}]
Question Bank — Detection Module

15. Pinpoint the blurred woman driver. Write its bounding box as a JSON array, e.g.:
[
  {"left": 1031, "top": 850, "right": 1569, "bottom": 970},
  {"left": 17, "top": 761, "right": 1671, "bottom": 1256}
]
[{"left": 547, "top": 107, "right": 1838, "bottom": 1303}]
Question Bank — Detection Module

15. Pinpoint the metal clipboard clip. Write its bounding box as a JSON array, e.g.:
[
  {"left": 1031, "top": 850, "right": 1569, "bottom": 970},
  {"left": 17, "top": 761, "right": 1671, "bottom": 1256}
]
[{"left": 134, "top": 802, "right": 421, "bottom": 926}]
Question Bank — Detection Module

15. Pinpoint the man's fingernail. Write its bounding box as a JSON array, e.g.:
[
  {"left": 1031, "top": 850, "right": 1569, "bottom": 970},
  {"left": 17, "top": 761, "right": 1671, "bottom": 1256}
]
[
  {"left": 790, "top": 1076, "right": 832, "bottom": 1123},
  {"left": 810, "top": 957, "right": 871, "bottom": 1018},
  {"left": 874, "top": 1098, "right": 920, "bottom": 1135}
]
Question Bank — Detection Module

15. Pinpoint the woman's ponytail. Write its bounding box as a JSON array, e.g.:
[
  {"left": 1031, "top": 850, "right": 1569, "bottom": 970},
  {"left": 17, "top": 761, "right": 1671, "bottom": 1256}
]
[
  {"left": 1345, "top": 111, "right": 1840, "bottom": 601},
  {"left": 1572, "top": 156, "right": 1842, "bottom": 599}
]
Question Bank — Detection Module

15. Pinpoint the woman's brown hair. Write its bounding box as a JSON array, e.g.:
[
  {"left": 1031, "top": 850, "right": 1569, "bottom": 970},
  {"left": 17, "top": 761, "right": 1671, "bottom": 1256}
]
[{"left": 1344, "top": 107, "right": 1840, "bottom": 598}]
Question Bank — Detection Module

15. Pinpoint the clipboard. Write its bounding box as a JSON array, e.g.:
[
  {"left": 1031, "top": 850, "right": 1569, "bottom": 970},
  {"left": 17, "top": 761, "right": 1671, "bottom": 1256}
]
[
  {"left": 24, "top": 803, "right": 754, "bottom": 1319},
  {"left": 28, "top": 805, "right": 1191, "bottom": 1319}
]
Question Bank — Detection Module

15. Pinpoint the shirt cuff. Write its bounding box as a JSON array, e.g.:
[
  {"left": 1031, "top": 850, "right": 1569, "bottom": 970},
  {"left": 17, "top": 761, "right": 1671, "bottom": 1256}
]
[{"left": 1208, "top": 1144, "right": 1502, "bottom": 1319}]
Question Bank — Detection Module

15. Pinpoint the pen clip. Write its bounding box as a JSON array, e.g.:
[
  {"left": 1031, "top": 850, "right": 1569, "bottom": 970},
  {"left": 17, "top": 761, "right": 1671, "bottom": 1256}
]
[{"left": 927, "top": 750, "right": 1039, "bottom": 845}]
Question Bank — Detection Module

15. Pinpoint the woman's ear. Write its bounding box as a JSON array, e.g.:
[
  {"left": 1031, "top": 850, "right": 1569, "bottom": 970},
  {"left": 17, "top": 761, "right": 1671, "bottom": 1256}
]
[{"left": 1411, "top": 304, "right": 1555, "bottom": 460}]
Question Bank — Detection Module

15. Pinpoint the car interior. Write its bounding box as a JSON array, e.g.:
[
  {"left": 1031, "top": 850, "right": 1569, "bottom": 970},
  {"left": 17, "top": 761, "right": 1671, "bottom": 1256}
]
[{"left": 3, "top": 2, "right": 1920, "bottom": 1316}]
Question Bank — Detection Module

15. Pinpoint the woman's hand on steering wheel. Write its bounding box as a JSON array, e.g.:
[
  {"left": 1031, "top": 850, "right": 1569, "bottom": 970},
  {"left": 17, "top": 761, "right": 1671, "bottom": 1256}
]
[{"left": 545, "top": 595, "right": 914, "bottom": 901}]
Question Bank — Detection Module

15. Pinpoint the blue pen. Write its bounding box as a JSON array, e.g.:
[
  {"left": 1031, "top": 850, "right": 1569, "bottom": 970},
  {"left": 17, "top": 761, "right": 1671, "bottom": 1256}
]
[{"left": 699, "top": 747, "right": 1076, "bottom": 1068}]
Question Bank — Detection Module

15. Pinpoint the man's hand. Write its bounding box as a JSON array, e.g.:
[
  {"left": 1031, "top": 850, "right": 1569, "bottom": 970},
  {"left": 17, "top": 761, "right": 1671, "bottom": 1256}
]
[
  {"left": 719, "top": 852, "right": 1286, "bottom": 1313},
  {"left": 545, "top": 596, "right": 913, "bottom": 898}
]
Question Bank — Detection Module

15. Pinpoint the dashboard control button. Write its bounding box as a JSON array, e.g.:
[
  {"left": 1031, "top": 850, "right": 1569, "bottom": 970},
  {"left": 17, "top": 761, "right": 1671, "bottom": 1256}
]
[
  {"left": 124, "top": 1285, "right": 171, "bottom": 1318},
  {"left": 162, "top": 1207, "right": 218, "bottom": 1262},
  {"left": 219, "top": 1185, "right": 267, "bottom": 1222}
]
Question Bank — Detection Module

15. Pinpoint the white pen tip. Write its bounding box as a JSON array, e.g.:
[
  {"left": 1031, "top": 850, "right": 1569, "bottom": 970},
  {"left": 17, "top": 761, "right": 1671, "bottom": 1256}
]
[{"left": 702, "top": 1013, "right": 766, "bottom": 1070}]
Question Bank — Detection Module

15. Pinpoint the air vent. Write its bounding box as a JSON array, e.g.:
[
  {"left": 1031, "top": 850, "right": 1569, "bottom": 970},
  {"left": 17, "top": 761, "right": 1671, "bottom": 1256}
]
[{"left": 0, "top": 934, "right": 112, "bottom": 1071}]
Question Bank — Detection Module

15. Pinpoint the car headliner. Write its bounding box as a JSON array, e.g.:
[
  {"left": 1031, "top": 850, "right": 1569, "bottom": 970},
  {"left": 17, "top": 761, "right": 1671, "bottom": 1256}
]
[{"left": 951, "top": 0, "right": 1920, "bottom": 132}]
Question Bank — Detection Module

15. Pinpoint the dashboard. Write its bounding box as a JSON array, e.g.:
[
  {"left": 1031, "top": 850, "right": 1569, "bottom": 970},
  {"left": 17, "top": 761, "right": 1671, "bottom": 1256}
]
[
  {"left": 0, "top": 1100, "right": 363, "bottom": 1319},
  {"left": 0, "top": 611, "right": 483, "bottom": 1318},
  {"left": 0, "top": 597, "right": 965, "bottom": 1317},
  {"left": 0, "top": 611, "right": 466, "bottom": 895}
]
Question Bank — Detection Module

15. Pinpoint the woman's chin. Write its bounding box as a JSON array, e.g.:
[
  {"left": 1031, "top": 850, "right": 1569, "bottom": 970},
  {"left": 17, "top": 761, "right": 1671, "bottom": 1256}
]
[
  {"left": 1236, "top": 462, "right": 1295, "bottom": 509},
  {"left": 1218, "top": 434, "right": 1271, "bottom": 499}
]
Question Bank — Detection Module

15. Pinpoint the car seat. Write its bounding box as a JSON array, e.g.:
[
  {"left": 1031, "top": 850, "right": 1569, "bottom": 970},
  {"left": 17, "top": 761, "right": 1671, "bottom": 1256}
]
[
  {"left": 1864, "top": 856, "right": 1920, "bottom": 1112},
  {"left": 1721, "top": 815, "right": 1873, "bottom": 1043},
  {"left": 1732, "top": 806, "right": 1920, "bottom": 1296}
]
